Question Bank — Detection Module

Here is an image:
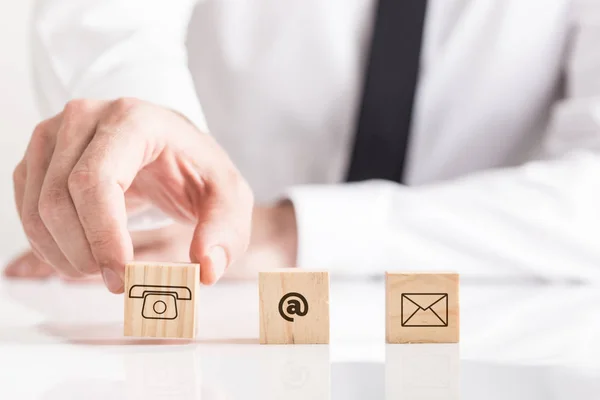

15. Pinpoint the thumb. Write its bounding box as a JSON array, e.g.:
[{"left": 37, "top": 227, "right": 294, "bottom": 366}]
[
  {"left": 4, "top": 251, "right": 55, "bottom": 279},
  {"left": 189, "top": 182, "right": 253, "bottom": 285}
]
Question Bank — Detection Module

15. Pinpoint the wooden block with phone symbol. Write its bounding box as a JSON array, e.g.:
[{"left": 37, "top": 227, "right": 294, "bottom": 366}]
[
  {"left": 124, "top": 261, "right": 199, "bottom": 339},
  {"left": 259, "top": 270, "right": 330, "bottom": 344},
  {"left": 386, "top": 272, "right": 460, "bottom": 344}
]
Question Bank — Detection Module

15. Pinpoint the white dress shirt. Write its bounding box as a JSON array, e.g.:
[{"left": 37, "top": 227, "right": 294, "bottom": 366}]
[{"left": 32, "top": 0, "right": 600, "bottom": 281}]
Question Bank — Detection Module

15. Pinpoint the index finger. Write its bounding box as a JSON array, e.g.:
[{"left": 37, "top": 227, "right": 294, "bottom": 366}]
[{"left": 67, "top": 106, "right": 154, "bottom": 293}]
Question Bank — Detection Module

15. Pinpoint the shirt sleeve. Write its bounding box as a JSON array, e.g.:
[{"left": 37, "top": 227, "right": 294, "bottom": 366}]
[
  {"left": 32, "top": 0, "right": 205, "bottom": 231},
  {"left": 31, "top": 0, "right": 207, "bottom": 132},
  {"left": 287, "top": 3, "right": 600, "bottom": 282}
]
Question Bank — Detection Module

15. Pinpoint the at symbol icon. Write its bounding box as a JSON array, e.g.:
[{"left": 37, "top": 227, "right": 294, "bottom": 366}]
[{"left": 278, "top": 292, "right": 309, "bottom": 322}]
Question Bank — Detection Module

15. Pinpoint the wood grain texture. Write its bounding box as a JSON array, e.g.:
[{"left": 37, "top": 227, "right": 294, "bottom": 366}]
[
  {"left": 386, "top": 272, "right": 459, "bottom": 344},
  {"left": 259, "top": 271, "right": 330, "bottom": 344},
  {"left": 124, "top": 261, "right": 199, "bottom": 339}
]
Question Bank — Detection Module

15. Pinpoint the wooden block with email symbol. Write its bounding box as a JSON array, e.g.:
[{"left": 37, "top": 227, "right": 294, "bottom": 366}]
[
  {"left": 124, "top": 261, "right": 199, "bottom": 339},
  {"left": 259, "top": 270, "right": 330, "bottom": 344},
  {"left": 386, "top": 272, "right": 459, "bottom": 343}
]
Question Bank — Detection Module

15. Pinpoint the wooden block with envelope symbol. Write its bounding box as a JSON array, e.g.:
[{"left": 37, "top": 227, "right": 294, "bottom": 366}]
[{"left": 386, "top": 272, "right": 459, "bottom": 343}]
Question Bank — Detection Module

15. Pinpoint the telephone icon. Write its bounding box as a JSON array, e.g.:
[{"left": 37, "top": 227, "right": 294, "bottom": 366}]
[{"left": 128, "top": 285, "right": 192, "bottom": 320}]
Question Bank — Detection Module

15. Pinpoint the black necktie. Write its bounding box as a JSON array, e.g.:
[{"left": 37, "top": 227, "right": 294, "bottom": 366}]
[{"left": 346, "top": 0, "right": 428, "bottom": 183}]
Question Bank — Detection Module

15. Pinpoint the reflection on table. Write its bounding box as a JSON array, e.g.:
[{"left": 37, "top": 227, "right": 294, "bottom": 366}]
[{"left": 2, "top": 280, "right": 600, "bottom": 399}]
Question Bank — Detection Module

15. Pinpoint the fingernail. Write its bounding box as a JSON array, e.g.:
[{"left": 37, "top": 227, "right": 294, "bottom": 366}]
[
  {"left": 101, "top": 268, "right": 123, "bottom": 293},
  {"left": 208, "top": 246, "right": 228, "bottom": 282}
]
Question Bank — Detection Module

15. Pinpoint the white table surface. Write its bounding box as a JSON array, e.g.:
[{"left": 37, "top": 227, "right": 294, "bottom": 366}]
[{"left": 1, "top": 276, "right": 599, "bottom": 399}]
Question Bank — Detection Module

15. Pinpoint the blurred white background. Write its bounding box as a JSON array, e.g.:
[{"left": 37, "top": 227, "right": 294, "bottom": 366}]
[{"left": 0, "top": 0, "right": 37, "bottom": 261}]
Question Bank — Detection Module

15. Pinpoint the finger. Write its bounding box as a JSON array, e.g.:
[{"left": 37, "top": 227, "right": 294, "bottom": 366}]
[
  {"left": 21, "top": 116, "right": 83, "bottom": 278},
  {"left": 12, "top": 160, "right": 44, "bottom": 260},
  {"left": 3, "top": 251, "right": 55, "bottom": 279},
  {"left": 61, "top": 274, "right": 103, "bottom": 284},
  {"left": 13, "top": 159, "right": 26, "bottom": 222},
  {"left": 190, "top": 171, "right": 254, "bottom": 285},
  {"left": 39, "top": 100, "right": 104, "bottom": 275},
  {"left": 69, "top": 99, "right": 250, "bottom": 290},
  {"left": 3, "top": 251, "right": 102, "bottom": 283},
  {"left": 68, "top": 99, "right": 157, "bottom": 293}
]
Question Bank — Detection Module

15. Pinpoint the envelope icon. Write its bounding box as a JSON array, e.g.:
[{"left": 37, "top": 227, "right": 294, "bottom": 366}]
[{"left": 401, "top": 293, "right": 448, "bottom": 327}]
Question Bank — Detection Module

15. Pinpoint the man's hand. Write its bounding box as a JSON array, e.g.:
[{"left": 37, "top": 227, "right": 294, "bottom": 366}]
[
  {"left": 5, "top": 203, "right": 297, "bottom": 281},
  {"left": 4, "top": 223, "right": 197, "bottom": 281},
  {"left": 11, "top": 98, "right": 253, "bottom": 292}
]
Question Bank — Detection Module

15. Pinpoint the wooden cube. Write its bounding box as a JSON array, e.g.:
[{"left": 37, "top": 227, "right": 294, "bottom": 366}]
[
  {"left": 124, "top": 261, "right": 199, "bottom": 339},
  {"left": 386, "top": 272, "right": 459, "bottom": 344},
  {"left": 259, "top": 271, "right": 330, "bottom": 344}
]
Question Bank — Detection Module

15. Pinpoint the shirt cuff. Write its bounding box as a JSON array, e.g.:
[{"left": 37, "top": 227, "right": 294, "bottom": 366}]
[{"left": 285, "top": 181, "right": 394, "bottom": 274}]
